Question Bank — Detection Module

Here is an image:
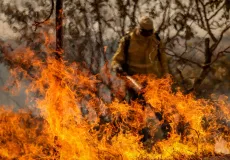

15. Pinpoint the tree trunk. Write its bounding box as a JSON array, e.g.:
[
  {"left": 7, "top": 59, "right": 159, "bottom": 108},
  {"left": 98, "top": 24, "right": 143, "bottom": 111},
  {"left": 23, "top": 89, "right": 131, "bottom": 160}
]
[
  {"left": 193, "top": 38, "right": 212, "bottom": 93},
  {"left": 56, "top": 0, "right": 63, "bottom": 58}
]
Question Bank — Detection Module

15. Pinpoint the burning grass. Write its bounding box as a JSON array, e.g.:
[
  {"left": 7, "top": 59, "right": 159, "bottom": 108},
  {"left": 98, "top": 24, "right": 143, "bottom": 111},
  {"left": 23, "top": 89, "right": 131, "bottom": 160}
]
[{"left": 0, "top": 36, "right": 230, "bottom": 159}]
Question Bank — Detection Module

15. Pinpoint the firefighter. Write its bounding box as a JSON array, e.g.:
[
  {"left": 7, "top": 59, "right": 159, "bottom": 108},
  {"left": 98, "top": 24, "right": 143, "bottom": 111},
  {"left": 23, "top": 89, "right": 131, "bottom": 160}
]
[
  {"left": 111, "top": 16, "right": 169, "bottom": 103},
  {"left": 111, "top": 16, "right": 169, "bottom": 77},
  {"left": 110, "top": 16, "right": 171, "bottom": 144}
]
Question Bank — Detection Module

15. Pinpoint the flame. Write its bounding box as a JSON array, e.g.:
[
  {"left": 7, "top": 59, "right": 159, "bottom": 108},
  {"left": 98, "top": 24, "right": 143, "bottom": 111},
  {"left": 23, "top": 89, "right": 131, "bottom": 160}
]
[
  {"left": 215, "top": 137, "right": 230, "bottom": 154},
  {"left": 0, "top": 34, "right": 230, "bottom": 159}
]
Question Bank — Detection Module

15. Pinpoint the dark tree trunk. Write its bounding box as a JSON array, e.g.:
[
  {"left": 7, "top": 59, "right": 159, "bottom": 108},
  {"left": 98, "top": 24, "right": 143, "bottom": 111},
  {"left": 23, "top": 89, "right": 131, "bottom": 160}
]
[
  {"left": 130, "top": 0, "right": 138, "bottom": 29},
  {"left": 56, "top": 0, "right": 63, "bottom": 57},
  {"left": 193, "top": 38, "right": 212, "bottom": 92}
]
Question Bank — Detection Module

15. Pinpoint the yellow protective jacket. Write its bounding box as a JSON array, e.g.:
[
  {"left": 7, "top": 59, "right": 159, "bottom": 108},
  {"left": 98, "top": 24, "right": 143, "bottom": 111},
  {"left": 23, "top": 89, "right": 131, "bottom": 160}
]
[{"left": 111, "top": 28, "right": 169, "bottom": 77}]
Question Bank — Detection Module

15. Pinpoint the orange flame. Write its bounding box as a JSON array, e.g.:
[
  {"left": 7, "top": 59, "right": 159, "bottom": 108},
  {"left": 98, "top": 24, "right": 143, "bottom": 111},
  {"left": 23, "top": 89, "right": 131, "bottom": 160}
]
[{"left": 0, "top": 33, "right": 230, "bottom": 159}]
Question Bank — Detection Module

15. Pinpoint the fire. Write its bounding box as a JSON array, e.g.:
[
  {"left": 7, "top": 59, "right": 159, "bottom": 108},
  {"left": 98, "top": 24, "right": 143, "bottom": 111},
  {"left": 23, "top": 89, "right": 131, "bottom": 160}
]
[{"left": 0, "top": 34, "right": 230, "bottom": 159}]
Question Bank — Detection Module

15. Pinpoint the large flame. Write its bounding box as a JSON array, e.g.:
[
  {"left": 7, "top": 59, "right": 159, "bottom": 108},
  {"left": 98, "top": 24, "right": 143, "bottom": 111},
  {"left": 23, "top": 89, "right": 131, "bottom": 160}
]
[{"left": 0, "top": 34, "right": 230, "bottom": 159}]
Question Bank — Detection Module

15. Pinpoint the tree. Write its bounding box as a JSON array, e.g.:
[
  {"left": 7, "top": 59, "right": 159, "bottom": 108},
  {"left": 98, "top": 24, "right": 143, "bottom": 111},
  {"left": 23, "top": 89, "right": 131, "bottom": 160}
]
[
  {"left": 56, "top": 0, "right": 63, "bottom": 54},
  {"left": 164, "top": 0, "right": 230, "bottom": 96},
  {"left": 0, "top": 0, "right": 229, "bottom": 98}
]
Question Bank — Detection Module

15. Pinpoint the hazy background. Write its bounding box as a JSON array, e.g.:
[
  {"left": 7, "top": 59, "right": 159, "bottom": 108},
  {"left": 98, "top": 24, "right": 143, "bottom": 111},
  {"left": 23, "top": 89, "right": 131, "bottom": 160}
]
[{"left": 0, "top": 0, "right": 229, "bottom": 109}]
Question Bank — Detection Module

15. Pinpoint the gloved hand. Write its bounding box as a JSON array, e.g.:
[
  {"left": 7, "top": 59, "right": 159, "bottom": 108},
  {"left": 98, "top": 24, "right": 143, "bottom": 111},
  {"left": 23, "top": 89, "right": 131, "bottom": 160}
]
[{"left": 112, "top": 63, "right": 123, "bottom": 73}]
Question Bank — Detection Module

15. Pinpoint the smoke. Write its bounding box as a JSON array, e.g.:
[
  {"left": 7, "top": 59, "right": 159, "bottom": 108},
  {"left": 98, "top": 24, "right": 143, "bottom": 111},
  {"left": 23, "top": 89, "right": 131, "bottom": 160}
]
[{"left": 0, "top": 63, "right": 27, "bottom": 109}]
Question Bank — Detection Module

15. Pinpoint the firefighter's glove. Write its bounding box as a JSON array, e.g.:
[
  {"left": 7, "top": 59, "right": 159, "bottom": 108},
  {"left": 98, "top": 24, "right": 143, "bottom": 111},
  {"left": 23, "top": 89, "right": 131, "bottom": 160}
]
[{"left": 112, "top": 64, "right": 123, "bottom": 74}]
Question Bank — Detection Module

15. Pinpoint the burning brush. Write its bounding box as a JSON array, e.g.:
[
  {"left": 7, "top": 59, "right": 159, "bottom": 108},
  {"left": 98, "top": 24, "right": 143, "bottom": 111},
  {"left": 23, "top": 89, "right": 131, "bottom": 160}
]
[{"left": 0, "top": 36, "right": 230, "bottom": 159}]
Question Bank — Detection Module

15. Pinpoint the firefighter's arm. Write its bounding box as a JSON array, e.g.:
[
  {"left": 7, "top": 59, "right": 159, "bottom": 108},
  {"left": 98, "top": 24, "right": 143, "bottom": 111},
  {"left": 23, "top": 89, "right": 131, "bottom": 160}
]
[
  {"left": 159, "top": 42, "right": 169, "bottom": 75},
  {"left": 111, "top": 37, "right": 126, "bottom": 72}
]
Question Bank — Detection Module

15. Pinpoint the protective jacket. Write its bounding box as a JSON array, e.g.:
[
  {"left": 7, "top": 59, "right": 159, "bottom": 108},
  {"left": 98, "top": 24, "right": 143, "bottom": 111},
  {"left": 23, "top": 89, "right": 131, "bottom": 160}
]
[{"left": 111, "top": 28, "right": 169, "bottom": 77}]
